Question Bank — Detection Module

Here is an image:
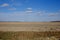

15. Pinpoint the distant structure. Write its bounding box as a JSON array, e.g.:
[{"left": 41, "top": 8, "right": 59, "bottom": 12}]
[{"left": 51, "top": 21, "right": 60, "bottom": 22}]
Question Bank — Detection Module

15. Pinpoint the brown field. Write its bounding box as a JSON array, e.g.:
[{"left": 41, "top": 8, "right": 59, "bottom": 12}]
[{"left": 0, "top": 22, "right": 60, "bottom": 40}]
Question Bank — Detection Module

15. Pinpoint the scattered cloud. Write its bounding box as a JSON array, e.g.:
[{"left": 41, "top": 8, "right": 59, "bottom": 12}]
[
  {"left": 8, "top": 8, "right": 16, "bottom": 10},
  {"left": 49, "top": 13, "right": 58, "bottom": 17},
  {"left": 27, "top": 8, "right": 32, "bottom": 10},
  {"left": 36, "top": 11, "right": 42, "bottom": 16},
  {"left": 26, "top": 10, "right": 32, "bottom": 13},
  {"left": 0, "top": 10, "right": 60, "bottom": 21},
  {"left": 25, "top": 8, "right": 32, "bottom": 13},
  {"left": 13, "top": 3, "right": 22, "bottom": 6},
  {"left": 7, "top": 11, "right": 26, "bottom": 16},
  {"left": 0, "top": 3, "right": 9, "bottom": 7},
  {"left": 37, "top": 11, "right": 41, "bottom": 13}
]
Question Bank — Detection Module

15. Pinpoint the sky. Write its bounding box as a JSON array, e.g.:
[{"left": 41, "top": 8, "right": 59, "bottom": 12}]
[{"left": 0, "top": 0, "right": 60, "bottom": 22}]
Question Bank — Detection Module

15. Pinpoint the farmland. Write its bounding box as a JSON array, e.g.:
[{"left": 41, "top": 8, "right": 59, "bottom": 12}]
[{"left": 0, "top": 22, "right": 60, "bottom": 40}]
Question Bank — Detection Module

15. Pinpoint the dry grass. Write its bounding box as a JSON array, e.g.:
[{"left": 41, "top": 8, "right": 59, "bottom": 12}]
[
  {"left": 0, "top": 22, "right": 60, "bottom": 40},
  {"left": 0, "top": 31, "right": 60, "bottom": 40},
  {"left": 0, "top": 22, "right": 60, "bottom": 31}
]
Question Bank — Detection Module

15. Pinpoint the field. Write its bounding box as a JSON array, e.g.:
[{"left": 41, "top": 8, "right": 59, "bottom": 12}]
[{"left": 0, "top": 22, "right": 60, "bottom": 40}]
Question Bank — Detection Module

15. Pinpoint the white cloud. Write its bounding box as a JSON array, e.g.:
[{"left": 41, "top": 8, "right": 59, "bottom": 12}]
[
  {"left": 8, "top": 11, "right": 26, "bottom": 16},
  {"left": 26, "top": 10, "right": 32, "bottom": 13},
  {"left": 37, "top": 11, "right": 41, "bottom": 13},
  {"left": 13, "top": 3, "right": 22, "bottom": 6},
  {"left": 8, "top": 8, "right": 16, "bottom": 10},
  {"left": 27, "top": 8, "right": 32, "bottom": 10},
  {"left": 1, "top": 3, "right": 9, "bottom": 7},
  {"left": 25, "top": 8, "right": 32, "bottom": 13},
  {"left": 49, "top": 13, "right": 58, "bottom": 17}
]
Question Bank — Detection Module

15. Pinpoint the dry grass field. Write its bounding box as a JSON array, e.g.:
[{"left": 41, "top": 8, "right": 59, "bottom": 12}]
[{"left": 0, "top": 22, "right": 60, "bottom": 40}]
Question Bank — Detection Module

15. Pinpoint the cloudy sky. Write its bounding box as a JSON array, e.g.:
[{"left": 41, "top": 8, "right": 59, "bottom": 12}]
[{"left": 0, "top": 0, "right": 60, "bottom": 22}]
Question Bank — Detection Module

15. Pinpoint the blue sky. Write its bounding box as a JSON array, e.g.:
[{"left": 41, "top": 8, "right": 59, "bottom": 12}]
[{"left": 0, "top": 0, "right": 60, "bottom": 22}]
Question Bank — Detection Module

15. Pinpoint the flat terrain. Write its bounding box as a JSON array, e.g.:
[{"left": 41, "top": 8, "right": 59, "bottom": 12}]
[
  {"left": 0, "top": 22, "right": 60, "bottom": 31},
  {"left": 0, "top": 22, "right": 60, "bottom": 40}
]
